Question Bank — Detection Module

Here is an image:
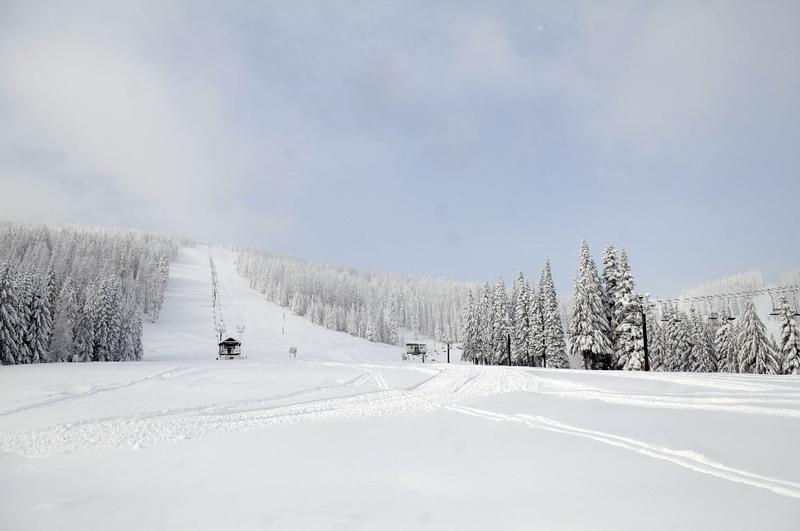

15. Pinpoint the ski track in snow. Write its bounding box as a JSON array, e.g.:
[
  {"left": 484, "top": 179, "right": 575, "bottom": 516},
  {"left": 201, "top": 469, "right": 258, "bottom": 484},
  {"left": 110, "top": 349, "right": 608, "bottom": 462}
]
[
  {"left": 0, "top": 366, "right": 470, "bottom": 457},
  {"left": 4, "top": 364, "right": 799, "bottom": 461},
  {"left": 0, "top": 367, "right": 197, "bottom": 417},
  {"left": 446, "top": 405, "right": 800, "bottom": 499}
]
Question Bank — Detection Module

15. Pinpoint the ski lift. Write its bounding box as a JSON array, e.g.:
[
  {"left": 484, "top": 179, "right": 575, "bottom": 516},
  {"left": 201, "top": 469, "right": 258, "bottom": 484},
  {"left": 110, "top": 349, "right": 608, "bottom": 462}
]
[
  {"left": 793, "top": 290, "right": 800, "bottom": 318},
  {"left": 706, "top": 298, "right": 719, "bottom": 321},
  {"left": 660, "top": 302, "right": 671, "bottom": 322},
  {"left": 724, "top": 298, "right": 737, "bottom": 321},
  {"left": 768, "top": 290, "right": 781, "bottom": 316},
  {"left": 672, "top": 303, "right": 683, "bottom": 322}
]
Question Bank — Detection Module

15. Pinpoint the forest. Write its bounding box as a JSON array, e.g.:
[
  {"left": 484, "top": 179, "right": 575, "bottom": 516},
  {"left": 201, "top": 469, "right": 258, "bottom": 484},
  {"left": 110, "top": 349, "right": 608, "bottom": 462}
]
[
  {"left": 0, "top": 222, "right": 180, "bottom": 364},
  {"left": 462, "top": 240, "right": 800, "bottom": 375},
  {"left": 235, "top": 249, "right": 473, "bottom": 345}
]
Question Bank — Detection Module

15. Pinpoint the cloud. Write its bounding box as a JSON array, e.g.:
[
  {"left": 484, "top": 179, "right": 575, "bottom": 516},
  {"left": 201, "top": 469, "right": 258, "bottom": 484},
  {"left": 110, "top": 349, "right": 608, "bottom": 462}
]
[
  {"left": 564, "top": 1, "right": 800, "bottom": 162},
  {"left": 0, "top": 1, "right": 797, "bottom": 295},
  {"left": 0, "top": 1, "right": 307, "bottom": 240}
]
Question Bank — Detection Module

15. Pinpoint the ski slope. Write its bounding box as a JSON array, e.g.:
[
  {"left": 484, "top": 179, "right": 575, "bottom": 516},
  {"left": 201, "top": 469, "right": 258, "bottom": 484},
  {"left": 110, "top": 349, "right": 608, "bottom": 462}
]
[{"left": 1, "top": 246, "right": 799, "bottom": 530}]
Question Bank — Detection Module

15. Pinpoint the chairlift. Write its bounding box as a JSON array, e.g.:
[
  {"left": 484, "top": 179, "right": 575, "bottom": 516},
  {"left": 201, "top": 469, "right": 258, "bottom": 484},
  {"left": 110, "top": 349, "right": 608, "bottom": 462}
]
[
  {"left": 724, "top": 298, "right": 737, "bottom": 321},
  {"left": 660, "top": 302, "right": 670, "bottom": 322},
  {"left": 768, "top": 290, "right": 781, "bottom": 316},
  {"left": 706, "top": 298, "right": 719, "bottom": 321}
]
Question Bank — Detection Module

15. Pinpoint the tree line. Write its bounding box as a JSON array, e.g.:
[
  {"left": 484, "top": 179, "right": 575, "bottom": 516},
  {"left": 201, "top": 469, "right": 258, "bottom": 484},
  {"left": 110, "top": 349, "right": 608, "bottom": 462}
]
[
  {"left": 461, "top": 239, "right": 800, "bottom": 374},
  {"left": 461, "top": 260, "right": 569, "bottom": 367},
  {"left": 0, "top": 223, "right": 180, "bottom": 364},
  {"left": 235, "top": 249, "right": 473, "bottom": 344}
]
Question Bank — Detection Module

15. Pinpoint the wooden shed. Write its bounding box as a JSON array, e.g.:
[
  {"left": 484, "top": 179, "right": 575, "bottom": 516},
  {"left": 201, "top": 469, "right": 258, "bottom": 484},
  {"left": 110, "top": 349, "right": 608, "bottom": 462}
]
[{"left": 217, "top": 337, "right": 242, "bottom": 360}]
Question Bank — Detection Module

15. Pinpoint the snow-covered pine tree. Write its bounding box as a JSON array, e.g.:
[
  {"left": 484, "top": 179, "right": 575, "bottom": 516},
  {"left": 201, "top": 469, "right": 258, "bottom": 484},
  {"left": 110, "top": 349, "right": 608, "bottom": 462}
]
[
  {"left": 357, "top": 308, "right": 367, "bottom": 338},
  {"left": 409, "top": 299, "right": 421, "bottom": 337},
  {"left": 509, "top": 273, "right": 522, "bottom": 326},
  {"left": 365, "top": 307, "right": 376, "bottom": 342},
  {"left": 512, "top": 274, "right": 530, "bottom": 365},
  {"left": 779, "top": 297, "right": 800, "bottom": 375},
  {"left": 387, "top": 309, "right": 399, "bottom": 345},
  {"left": 15, "top": 268, "right": 34, "bottom": 363},
  {"left": 714, "top": 317, "right": 738, "bottom": 373},
  {"left": 688, "top": 308, "right": 715, "bottom": 372},
  {"left": 117, "top": 291, "right": 143, "bottom": 361},
  {"left": 569, "top": 241, "right": 613, "bottom": 370},
  {"left": 770, "top": 333, "right": 783, "bottom": 374},
  {"left": 346, "top": 304, "right": 358, "bottom": 336},
  {"left": 601, "top": 244, "right": 620, "bottom": 352},
  {"left": 664, "top": 308, "right": 691, "bottom": 372},
  {"left": 92, "top": 277, "right": 123, "bottom": 361},
  {"left": 461, "top": 291, "right": 475, "bottom": 362},
  {"left": 478, "top": 282, "right": 494, "bottom": 365},
  {"left": 492, "top": 279, "right": 510, "bottom": 365},
  {"left": 540, "top": 260, "right": 569, "bottom": 368},
  {"left": 614, "top": 250, "right": 644, "bottom": 370},
  {"left": 529, "top": 284, "right": 545, "bottom": 367},
  {"left": 44, "top": 260, "right": 58, "bottom": 353},
  {"left": 646, "top": 316, "right": 665, "bottom": 371},
  {"left": 738, "top": 299, "right": 779, "bottom": 374},
  {"left": 49, "top": 277, "right": 77, "bottom": 362},
  {"left": 323, "top": 305, "right": 336, "bottom": 330},
  {"left": 0, "top": 261, "right": 22, "bottom": 365},
  {"left": 72, "top": 297, "right": 95, "bottom": 362},
  {"left": 24, "top": 276, "right": 52, "bottom": 364}
]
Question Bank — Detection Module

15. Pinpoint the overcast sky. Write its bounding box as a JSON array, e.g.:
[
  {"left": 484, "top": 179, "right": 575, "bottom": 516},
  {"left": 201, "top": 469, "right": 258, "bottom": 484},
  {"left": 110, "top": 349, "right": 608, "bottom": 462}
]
[{"left": 1, "top": 0, "right": 798, "bottom": 297}]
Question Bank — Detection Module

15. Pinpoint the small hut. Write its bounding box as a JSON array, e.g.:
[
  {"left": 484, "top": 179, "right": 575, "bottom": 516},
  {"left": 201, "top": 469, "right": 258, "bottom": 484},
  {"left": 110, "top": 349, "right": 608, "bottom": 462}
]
[
  {"left": 404, "top": 341, "right": 428, "bottom": 362},
  {"left": 217, "top": 337, "right": 242, "bottom": 360}
]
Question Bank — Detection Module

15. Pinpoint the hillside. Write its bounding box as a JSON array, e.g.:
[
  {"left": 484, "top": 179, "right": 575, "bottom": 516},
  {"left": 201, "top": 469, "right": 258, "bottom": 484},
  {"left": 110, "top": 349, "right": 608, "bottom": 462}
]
[{"left": 0, "top": 246, "right": 798, "bottom": 530}]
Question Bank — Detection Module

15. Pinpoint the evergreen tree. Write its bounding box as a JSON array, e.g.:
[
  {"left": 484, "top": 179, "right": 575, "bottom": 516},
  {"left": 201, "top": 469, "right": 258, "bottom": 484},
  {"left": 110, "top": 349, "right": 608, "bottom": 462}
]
[
  {"left": 461, "top": 292, "right": 473, "bottom": 362},
  {"left": 44, "top": 260, "right": 58, "bottom": 353},
  {"left": 738, "top": 300, "right": 779, "bottom": 374},
  {"left": 569, "top": 241, "right": 613, "bottom": 369},
  {"left": 15, "top": 268, "right": 34, "bottom": 363},
  {"left": 647, "top": 316, "right": 665, "bottom": 371},
  {"left": 540, "top": 260, "right": 569, "bottom": 368},
  {"left": 601, "top": 244, "right": 620, "bottom": 351},
  {"left": 714, "top": 318, "right": 738, "bottom": 373},
  {"left": 492, "top": 279, "right": 510, "bottom": 365},
  {"left": 346, "top": 304, "right": 358, "bottom": 336},
  {"left": 688, "top": 308, "right": 715, "bottom": 372},
  {"left": 387, "top": 310, "right": 399, "bottom": 345},
  {"left": 529, "top": 285, "right": 545, "bottom": 367},
  {"left": 365, "top": 307, "right": 376, "bottom": 342},
  {"left": 24, "top": 277, "right": 52, "bottom": 364},
  {"left": 511, "top": 274, "right": 530, "bottom": 365},
  {"left": 664, "top": 309, "right": 691, "bottom": 372},
  {"left": 614, "top": 251, "right": 644, "bottom": 370},
  {"left": 49, "top": 277, "right": 77, "bottom": 362},
  {"left": 0, "top": 262, "right": 21, "bottom": 365},
  {"left": 92, "top": 277, "right": 122, "bottom": 361},
  {"left": 779, "top": 297, "right": 800, "bottom": 375},
  {"left": 72, "top": 299, "right": 95, "bottom": 362},
  {"left": 323, "top": 304, "right": 337, "bottom": 330},
  {"left": 478, "top": 282, "right": 493, "bottom": 365}
]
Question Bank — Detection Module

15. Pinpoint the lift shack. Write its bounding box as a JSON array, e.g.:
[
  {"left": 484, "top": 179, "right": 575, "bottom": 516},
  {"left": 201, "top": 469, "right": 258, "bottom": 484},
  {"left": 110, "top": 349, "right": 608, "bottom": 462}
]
[
  {"left": 404, "top": 341, "right": 428, "bottom": 362},
  {"left": 217, "top": 337, "right": 243, "bottom": 360}
]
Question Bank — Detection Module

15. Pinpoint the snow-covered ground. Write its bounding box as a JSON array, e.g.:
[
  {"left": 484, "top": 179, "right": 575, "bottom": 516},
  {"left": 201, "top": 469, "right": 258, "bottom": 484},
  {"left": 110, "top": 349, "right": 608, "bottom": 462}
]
[{"left": 1, "top": 247, "right": 799, "bottom": 530}]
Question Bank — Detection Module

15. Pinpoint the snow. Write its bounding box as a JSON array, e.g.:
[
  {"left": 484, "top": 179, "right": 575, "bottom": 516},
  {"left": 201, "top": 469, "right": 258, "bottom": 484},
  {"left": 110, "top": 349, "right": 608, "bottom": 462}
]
[{"left": 1, "top": 246, "right": 799, "bottom": 530}]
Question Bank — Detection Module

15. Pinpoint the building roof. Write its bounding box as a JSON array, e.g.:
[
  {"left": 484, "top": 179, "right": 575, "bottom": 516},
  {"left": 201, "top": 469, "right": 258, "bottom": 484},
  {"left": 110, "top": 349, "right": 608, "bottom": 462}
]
[{"left": 218, "top": 337, "right": 241, "bottom": 346}]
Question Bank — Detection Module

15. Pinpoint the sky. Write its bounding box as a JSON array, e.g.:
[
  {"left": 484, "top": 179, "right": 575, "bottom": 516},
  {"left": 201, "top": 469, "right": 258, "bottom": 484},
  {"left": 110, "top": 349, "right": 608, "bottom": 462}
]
[{"left": 1, "top": 0, "right": 798, "bottom": 298}]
